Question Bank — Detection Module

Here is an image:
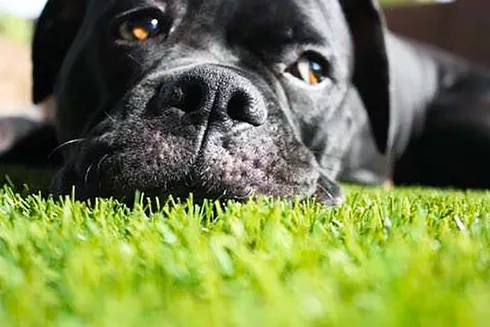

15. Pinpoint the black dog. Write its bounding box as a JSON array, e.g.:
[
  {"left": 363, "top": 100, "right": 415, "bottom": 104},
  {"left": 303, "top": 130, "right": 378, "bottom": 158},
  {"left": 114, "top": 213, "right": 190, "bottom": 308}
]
[{"left": 1, "top": 0, "right": 490, "bottom": 205}]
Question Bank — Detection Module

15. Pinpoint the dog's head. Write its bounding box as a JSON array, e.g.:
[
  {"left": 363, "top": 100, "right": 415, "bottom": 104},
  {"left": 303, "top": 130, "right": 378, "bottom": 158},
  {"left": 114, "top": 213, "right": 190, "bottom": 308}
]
[{"left": 33, "top": 0, "right": 391, "bottom": 204}]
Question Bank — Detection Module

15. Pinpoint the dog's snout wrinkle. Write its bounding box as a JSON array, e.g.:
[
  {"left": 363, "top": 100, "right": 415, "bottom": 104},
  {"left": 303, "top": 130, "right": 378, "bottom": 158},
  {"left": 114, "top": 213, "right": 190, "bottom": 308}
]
[{"left": 159, "top": 65, "right": 268, "bottom": 126}]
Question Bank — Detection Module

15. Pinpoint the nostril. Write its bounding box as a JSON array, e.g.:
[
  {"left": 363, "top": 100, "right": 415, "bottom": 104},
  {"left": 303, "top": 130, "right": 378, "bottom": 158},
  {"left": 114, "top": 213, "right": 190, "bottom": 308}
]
[
  {"left": 228, "top": 92, "right": 249, "bottom": 121},
  {"left": 161, "top": 82, "right": 204, "bottom": 113},
  {"left": 228, "top": 91, "right": 267, "bottom": 126},
  {"left": 168, "top": 86, "right": 185, "bottom": 107},
  {"left": 182, "top": 82, "right": 204, "bottom": 113}
]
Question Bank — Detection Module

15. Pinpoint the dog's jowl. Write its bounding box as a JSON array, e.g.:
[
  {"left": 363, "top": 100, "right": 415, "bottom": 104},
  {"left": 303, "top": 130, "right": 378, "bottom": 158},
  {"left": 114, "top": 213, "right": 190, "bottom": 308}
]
[{"left": 2, "top": 0, "right": 490, "bottom": 204}]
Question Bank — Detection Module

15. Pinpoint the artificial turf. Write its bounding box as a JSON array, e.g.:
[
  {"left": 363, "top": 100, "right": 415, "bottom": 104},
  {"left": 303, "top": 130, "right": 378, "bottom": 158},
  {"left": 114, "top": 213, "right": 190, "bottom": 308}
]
[{"left": 0, "top": 170, "right": 490, "bottom": 326}]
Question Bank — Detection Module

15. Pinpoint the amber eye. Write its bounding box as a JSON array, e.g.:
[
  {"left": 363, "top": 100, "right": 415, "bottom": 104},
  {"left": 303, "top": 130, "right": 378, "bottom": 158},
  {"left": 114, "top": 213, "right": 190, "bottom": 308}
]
[
  {"left": 287, "top": 52, "right": 331, "bottom": 85},
  {"left": 117, "top": 11, "right": 166, "bottom": 42}
]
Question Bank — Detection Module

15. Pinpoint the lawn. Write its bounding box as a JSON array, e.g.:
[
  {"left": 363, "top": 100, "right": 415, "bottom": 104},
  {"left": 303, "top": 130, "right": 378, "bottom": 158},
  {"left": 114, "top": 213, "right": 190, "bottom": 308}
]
[{"left": 0, "top": 177, "right": 490, "bottom": 326}]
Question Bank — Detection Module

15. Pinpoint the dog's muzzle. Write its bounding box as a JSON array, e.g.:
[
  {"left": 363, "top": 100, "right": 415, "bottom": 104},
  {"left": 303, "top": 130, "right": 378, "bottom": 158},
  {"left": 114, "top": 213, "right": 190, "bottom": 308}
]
[{"left": 52, "top": 64, "right": 334, "bottom": 204}]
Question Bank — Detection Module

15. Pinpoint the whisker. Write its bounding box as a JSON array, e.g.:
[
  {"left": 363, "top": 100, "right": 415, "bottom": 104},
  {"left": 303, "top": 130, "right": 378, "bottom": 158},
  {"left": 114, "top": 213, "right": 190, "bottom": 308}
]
[
  {"left": 217, "top": 189, "right": 228, "bottom": 201},
  {"left": 314, "top": 183, "right": 336, "bottom": 204},
  {"left": 96, "top": 154, "right": 111, "bottom": 174},
  {"left": 316, "top": 183, "right": 332, "bottom": 197},
  {"left": 84, "top": 161, "right": 97, "bottom": 186},
  {"left": 48, "top": 138, "right": 86, "bottom": 159},
  {"left": 127, "top": 54, "right": 142, "bottom": 66},
  {"left": 94, "top": 154, "right": 111, "bottom": 193},
  {"left": 231, "top": 188, "right": 254, "bottom": 201},
  {"left": 104, "top": 112, "right": 117, "bottom": 122}
]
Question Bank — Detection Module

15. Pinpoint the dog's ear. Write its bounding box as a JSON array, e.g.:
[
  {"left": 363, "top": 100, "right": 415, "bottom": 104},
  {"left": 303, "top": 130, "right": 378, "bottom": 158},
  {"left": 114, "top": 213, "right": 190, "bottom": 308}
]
[
  {"left": 340, "top": 0, "right": 391, "bottom": 154},
  {"left": 32, "top": 0, "right": 86, "bottom": 104}
]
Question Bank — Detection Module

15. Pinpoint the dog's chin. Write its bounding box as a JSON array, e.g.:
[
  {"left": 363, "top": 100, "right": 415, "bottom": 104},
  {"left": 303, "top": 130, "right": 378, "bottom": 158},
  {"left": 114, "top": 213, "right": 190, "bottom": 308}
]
[{"left": 50, "top": 158, "right": 344, "bottom": 207}]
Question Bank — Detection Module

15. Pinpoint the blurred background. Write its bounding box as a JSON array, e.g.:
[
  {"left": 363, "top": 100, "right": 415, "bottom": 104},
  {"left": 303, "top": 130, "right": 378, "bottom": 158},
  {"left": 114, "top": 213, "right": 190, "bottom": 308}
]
[
  {"left": 0, "top": 0, "right": 489, "bottom": 116},
  {"left": 385, "top": 0, "right": 490, "bottom": 68}
]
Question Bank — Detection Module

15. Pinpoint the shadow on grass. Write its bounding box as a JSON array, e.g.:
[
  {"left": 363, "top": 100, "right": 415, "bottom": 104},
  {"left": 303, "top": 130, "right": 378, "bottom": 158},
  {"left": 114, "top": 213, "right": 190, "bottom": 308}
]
[{"left": 1, "top": 165, "right": 56, "bottom": 195}]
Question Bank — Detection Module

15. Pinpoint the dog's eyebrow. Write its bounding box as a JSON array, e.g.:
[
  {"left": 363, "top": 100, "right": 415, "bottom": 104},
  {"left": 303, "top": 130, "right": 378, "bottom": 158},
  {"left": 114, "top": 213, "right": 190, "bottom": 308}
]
[{"left": 226, "top": 0, "right": 324, "bottom": 52}]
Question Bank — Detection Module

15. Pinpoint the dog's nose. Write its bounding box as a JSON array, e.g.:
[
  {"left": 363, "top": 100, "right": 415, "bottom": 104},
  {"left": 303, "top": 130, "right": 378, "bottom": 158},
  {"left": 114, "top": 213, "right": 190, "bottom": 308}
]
[{"left": 160, "top": 65, "right": 268, "bottom": 126}]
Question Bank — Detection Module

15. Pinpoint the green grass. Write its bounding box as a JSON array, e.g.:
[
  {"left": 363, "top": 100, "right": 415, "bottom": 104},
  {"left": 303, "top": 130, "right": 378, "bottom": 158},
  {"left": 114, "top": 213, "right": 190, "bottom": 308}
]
[{"left": 0, "top": 176, "right": 490, "bottom": 326}]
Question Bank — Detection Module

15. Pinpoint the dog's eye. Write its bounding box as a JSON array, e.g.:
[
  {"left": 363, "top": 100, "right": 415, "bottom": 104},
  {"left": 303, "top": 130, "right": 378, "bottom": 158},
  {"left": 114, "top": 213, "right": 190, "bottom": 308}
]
[
  {"left": 287, "top": 52, "right": 330, "bottom": 85},
  {"left": 118, "top": 12, "right": 164, "bottom": 42}
]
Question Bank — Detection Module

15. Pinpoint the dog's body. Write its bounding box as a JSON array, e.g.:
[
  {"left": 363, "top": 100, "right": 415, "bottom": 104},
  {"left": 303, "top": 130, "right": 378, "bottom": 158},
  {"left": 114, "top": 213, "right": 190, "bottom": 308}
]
[
  {"left": 1, "top": 0, "right": 490, "bottom": 204},
  {"left": 343, "top": 34, "right": 490, "bottom": 188}
]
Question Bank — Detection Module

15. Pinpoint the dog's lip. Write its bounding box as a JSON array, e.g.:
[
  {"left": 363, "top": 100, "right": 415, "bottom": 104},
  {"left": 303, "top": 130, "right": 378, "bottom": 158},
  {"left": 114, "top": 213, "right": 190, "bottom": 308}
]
[
  {"left": 54, "top": 161, "right": 342, "bottom": 206},
  {"left": 70, "top": 155, "right": 256, "bottom": 201},
  {"left": 61, "top": 141, "right": 326, "bottom": 204}
]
